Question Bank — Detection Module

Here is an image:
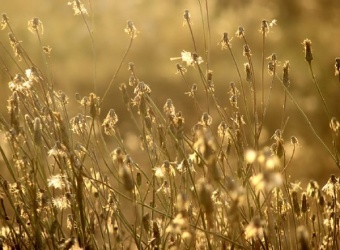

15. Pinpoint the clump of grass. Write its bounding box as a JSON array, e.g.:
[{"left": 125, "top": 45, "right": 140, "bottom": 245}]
[{"left": 0, "top": 2, "right": 340, "bottom": 249}]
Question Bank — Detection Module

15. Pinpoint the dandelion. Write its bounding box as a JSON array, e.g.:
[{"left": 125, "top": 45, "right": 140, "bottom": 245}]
[
  {"left": 28, "top": 17, "right": 44, "bottom": 35},
  {"left": 68, "top": 0, "right": 88, "bottom": 15},
  {"left": 124, "top": 20, "right": 138, "bottom": 38}
]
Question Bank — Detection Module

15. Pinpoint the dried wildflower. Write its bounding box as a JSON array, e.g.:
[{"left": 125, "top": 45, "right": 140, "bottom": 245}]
[
  {"left": 128, "top": 62, "right": 135, "bottom": 72},
  {"left": 48, "top": 174, "right": 68, "bottom": 189},
  {"left": 244, "top": 63, "right": 252, "bottom": 83},
  {"left": 307, "top": 180, "right": 319, "bottom": 198},
  {"left": 291, "top": 136, "right": 299, "bottom": 146},
  {"left": 175, "top": 63, "right": 187, "bottom": 75},
  {"left": 330, "top": 117, "right": 340, "bottom": 132},
  {"left": 282, "top": 60, "right": 290, "bottom": 87},
  {"left": 244, "top": 216, "right": 264, "bottom": 240},
  {"left": 301, "top": 192, "right": 308, "bottom": 214},
  {"left": 124, "top": 20, "right": 138, "bottom": 38},
  {"left": 207, "top": 70, "right": 214, "bottom": 90},
  {"left": 28, "top": 17, "right": 44, "bottom": 35},
  {"left": 267, "top": 53, "right": 278, "bottom": 75},
  {"left": 70, "top": 113, "right": 87, "bottom": 135},
  {"left": 42, "top": 46, "right": 52, "bottom": 54},
  {"left": 271, "top": 129, "right": 285, "bottom": 158},
  {"left": 163, "top": 99, "right": 175, "bottom": 117},
  {"left": 235, "top": 26, "right": 245, "bottom": 38},
  {"left": 1, "top": 13, "right": 9, "bottom": 30},
  {"left": 89, "top": 93, "right": 100, "bottom": 119},
  {"left": 153, "top": 166, "right": 164, "bottom": 179},
  {"left": 231, "top": 112, "right": 246, "bottom": 128},
  {"left": 68, "top": 0, "right": 88, "bottom": 15},
  {"left": 8, "top": 33, "right": 23, "bottom": 61},
  {"left": 243, "top": 44, "right": 251, "bottom": 57},
  {"left": 322, "top": 174, "right": 339, "bottom": 197},
  {"left": 261, "top": 19, "right": 277, "bottom": 35},
  {"left": 185, "top": 83, "right": 198, "bottom": 97},
  {"left": 52, "top": 196, "right": 70, "bottom": 210},
  {"left": 156, "top": 180, "right": 170, "bottom": 196},
  {"left": 218, "top": 32, "right": 232, "bottom": 50},
  {"left": 200, "top": 112, "right": 212, "bottom": 127},
  {"left": 229, "top": 82, "right": 240, "bottom": 108},
  {"left": 217, "top": 121, "right": 231, "bottom": 139},
  {"left": 102, "top": 109, "right": 118, "bottom": 136},
  {"left": 335, "top": 57, "right": 340, "bottom": 82},
  {"left": 170, "top": 50, "right": 203, "bottom": 67},
  {"left": 303, "top": 39, "right": 313, "bottom": 62},
  {"left": 8, "top": 74, "right": 23, "bottom": 91},
  {"left": 183, "top": 9, "right": 192, "bottom": 25},
  {"left": 134, "top": 81, "right": 151, "bottom": 95},
  {"left": 48, "top": 141, "right": 68, "bottom": 157}
]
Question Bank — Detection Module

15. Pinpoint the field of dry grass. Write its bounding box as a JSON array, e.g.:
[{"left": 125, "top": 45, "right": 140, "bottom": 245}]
[{"left": 0, "top": 1, "right": 339, "bottom": 249}]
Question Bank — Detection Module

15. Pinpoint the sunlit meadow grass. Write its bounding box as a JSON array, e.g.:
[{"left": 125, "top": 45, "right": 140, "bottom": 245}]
[{"left": 0, "top": 1, "right": 340, "bottom": 249}]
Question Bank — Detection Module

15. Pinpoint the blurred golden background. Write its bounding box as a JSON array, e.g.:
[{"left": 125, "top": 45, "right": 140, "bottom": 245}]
[{"left": 1, "top": 0, "right": 339, "bottom": 184}]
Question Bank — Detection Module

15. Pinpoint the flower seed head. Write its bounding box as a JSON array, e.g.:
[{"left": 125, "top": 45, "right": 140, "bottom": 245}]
[{"left": 303, "top": 39, "right": 313, "bottom": 62}]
